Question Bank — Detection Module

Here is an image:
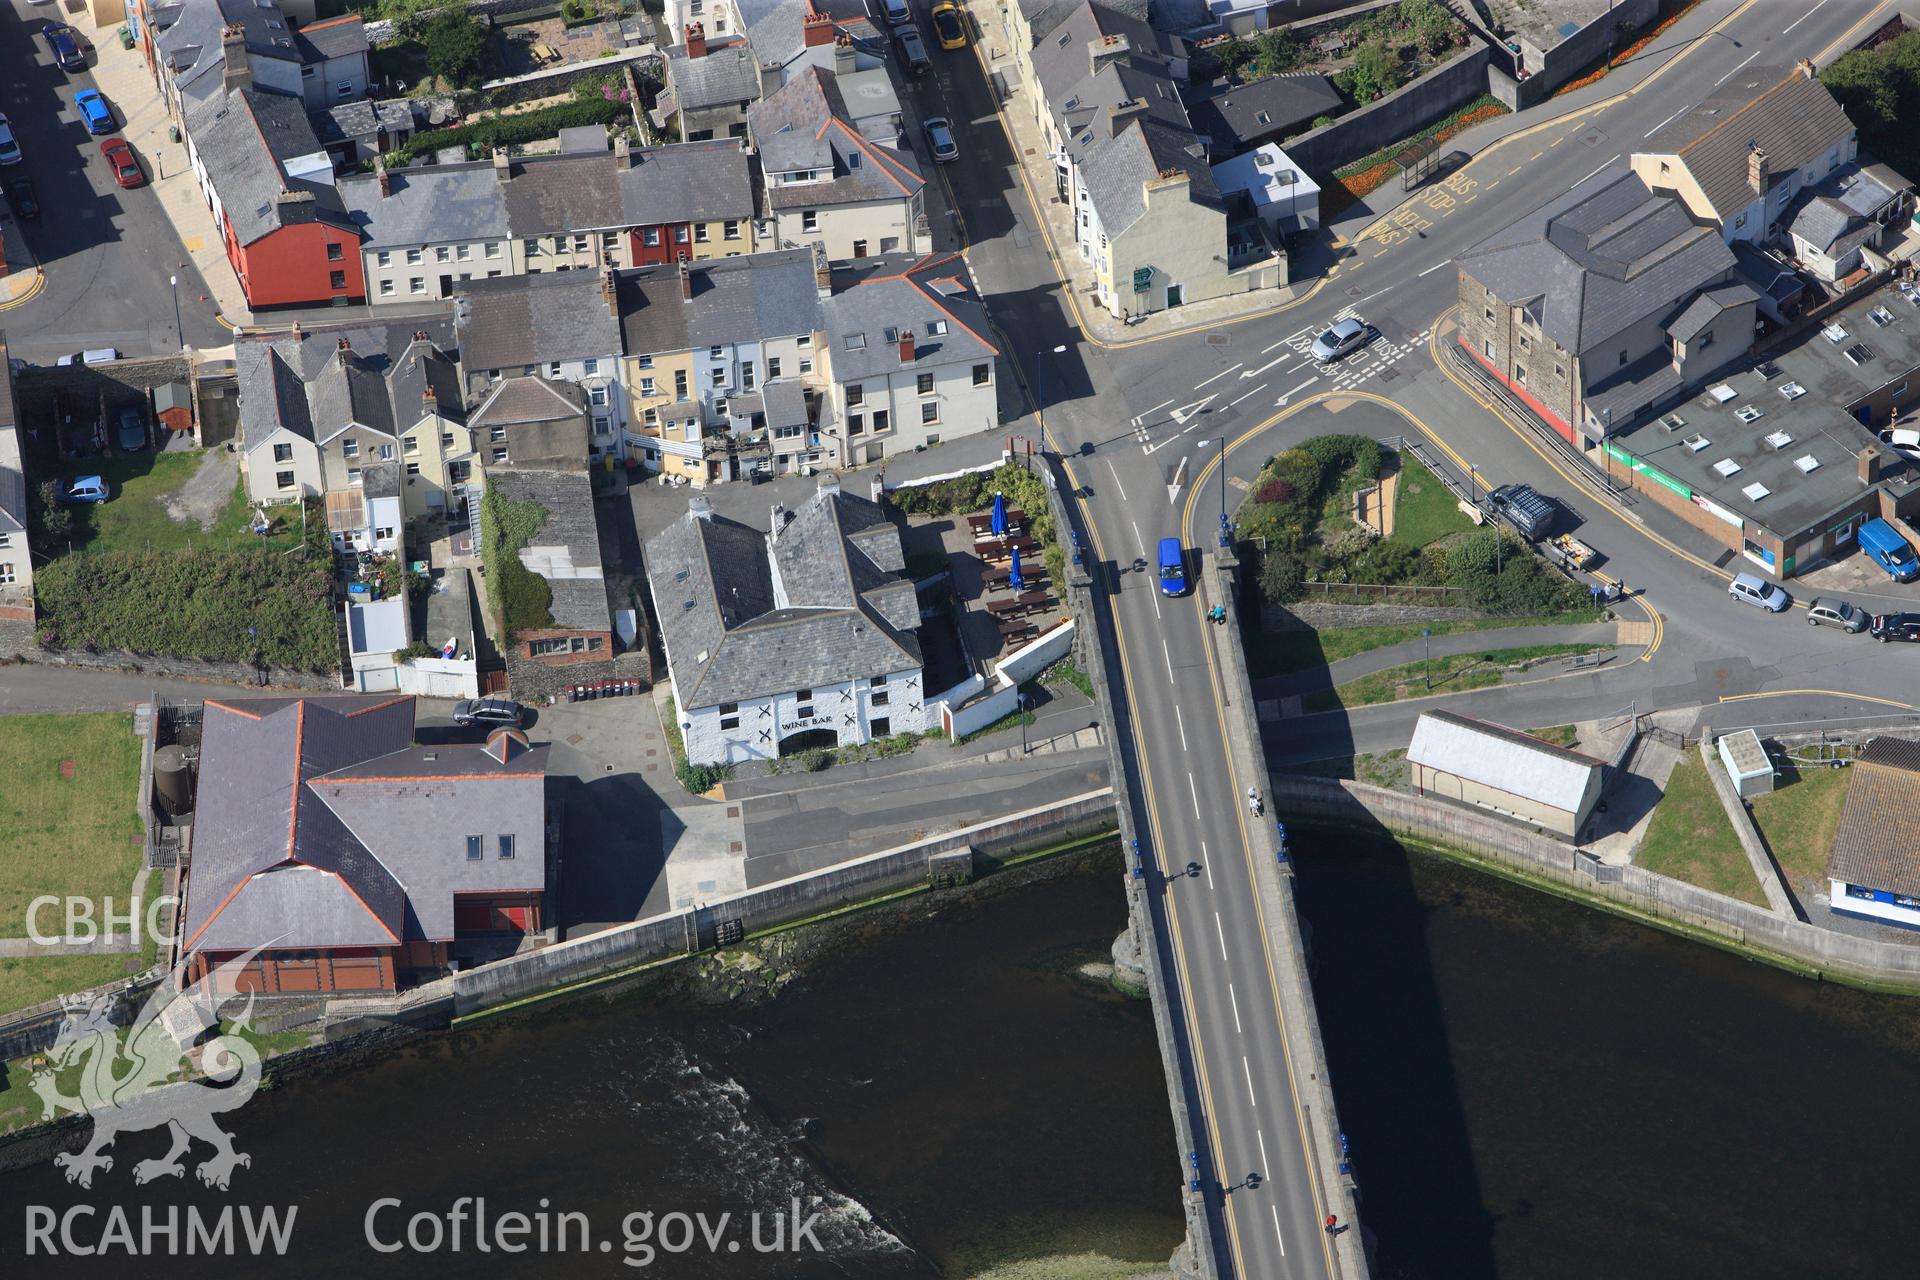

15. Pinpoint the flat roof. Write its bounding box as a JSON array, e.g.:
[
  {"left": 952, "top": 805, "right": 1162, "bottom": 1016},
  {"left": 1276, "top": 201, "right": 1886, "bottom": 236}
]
[{"left": 1609, "top": 282, "right": 1920, "bottom": 538}]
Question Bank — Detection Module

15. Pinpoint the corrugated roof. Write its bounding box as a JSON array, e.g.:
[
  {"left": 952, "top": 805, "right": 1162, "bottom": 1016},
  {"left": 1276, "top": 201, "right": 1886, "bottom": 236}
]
[
  {"left": 1827, "top": 749, "right": 1920, "bottom": 897},
  {"left": 1407, "top": 710, "right": 1603, "bottom": 814}
]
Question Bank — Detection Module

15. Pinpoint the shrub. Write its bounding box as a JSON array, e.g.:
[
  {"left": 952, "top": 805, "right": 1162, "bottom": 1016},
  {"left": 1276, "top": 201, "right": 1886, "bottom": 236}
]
[
  {"left": 1345, "top": 38, "right": 1403, "bottom": 103},
  {"left": 677, "top": 760, "right": 731, "bottom": 793},
  {"left": 1260, "top": 550, "right": 1306, "bottom": 604},
  {"left": 1311, "top": 114, "right": 1337, "bottom": 129},
  {"left": 1254, "top": 477, "right": 1297, "bottom": 507},
  {"left": 422, "top": 10, "right": 488, "bottom": 88},
  {"left": 480, "top": 488, "right": 555, "bottom": 640},
  {"left": 795, "top": 747, "right": 834, "bottom": 773},
  {"left": 1349, "top": 538, "right": 1421, "bottom": 585}
]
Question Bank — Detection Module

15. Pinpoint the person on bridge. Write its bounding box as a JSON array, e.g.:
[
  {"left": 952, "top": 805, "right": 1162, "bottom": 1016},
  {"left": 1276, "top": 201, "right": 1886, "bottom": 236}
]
[
  {"left": 1208, "top": 604, "right": 1226, "bottom": 624},
  {"left": 1247, "top": 788, "right": 1262, "bottom": 817}
]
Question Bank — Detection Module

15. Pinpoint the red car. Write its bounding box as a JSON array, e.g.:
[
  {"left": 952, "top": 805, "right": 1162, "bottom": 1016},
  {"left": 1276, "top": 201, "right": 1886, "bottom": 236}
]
[{"left": 99, "top": 137, "right": 142, "bottom": 188}]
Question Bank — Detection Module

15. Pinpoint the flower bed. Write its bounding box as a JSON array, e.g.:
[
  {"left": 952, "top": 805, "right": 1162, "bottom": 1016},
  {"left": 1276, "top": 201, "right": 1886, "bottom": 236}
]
[
  {"left": 1320, "top": 96, "right": 1508, "bottom": 217},
  {"left": 1552, "top": 0, "right": 1706, "bottom": 98}
]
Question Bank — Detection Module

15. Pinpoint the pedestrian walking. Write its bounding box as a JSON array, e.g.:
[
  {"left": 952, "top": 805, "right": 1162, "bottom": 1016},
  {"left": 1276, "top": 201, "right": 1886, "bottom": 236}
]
[{"left": 1325, "top": 1215, "right": 1338, "bottom": 1235}]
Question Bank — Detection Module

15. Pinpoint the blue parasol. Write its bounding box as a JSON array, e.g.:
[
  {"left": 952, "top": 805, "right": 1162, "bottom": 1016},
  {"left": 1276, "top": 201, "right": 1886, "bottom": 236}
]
[
  {"left": 990, "top": 491, "right": 1007, "bottom": 538},
  {"left": 1009, "top": 545, "right": 1024, "bottom": 592}
]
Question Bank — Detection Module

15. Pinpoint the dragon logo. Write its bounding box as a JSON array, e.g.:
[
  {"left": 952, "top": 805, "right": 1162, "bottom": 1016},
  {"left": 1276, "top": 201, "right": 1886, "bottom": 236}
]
[{"left": 29, "top": 953, "right": 266, "bottom": 1192}]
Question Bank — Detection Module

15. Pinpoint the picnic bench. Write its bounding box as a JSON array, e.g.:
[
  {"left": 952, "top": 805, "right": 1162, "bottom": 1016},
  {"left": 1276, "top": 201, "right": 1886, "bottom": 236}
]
[
  {"left": 985, "top": 597, "right": 1025, "bottom": 616},
  {"left": 967, "top": 509, "right": 1027, "bottom": 531},
  {"left": 997, "top": 619, "right": 1037, "bottom": 640},
  {"left": 1013, "top": 590, "right": 1052, "bottom": 610}
]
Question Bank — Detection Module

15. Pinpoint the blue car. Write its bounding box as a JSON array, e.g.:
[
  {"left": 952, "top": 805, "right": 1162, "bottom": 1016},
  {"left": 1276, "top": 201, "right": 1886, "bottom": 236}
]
[
  {"left": 64, "top": 476, "right": 110, "bottom": 504},
  {"left": 74, "top": 89, "right": 112, "bottom": 135},
  {"left": 46, "top": 25, "right": 85, "bottom": 72}
]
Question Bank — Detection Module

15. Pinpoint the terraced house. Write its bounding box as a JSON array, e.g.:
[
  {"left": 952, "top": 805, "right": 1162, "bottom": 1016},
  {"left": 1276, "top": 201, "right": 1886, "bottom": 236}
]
[{"left": 456, "top": 269, "right": 627, "bottom": 460}]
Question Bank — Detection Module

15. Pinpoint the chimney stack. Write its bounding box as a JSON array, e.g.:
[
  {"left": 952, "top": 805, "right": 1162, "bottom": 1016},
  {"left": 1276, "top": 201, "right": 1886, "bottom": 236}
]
[
  {"left": 685, "top": 21, "right": 707, "bottom": 59},
  {"left": 898, "top": 330, "right": 916, "bottom": 364},
  {"left": 679, "top": 258, "right": 692, "bottom": 300},
  {"left": 422, "top": 382, "right": 438, "bottom": 420},
  {"left": 375, "top": 155, "right": 391, "bottom": 198},
  {"left": 291, "top": 320, "right": 302, "bottom": 338},
  {"left": 689, "top": 494, "right": 713, "bottom": 521},
  {"left": 1747, "top": 146, "right": 1769, "bottom": 197},
  {"left": 802, "top": 6, "right": 834, "bottom": 47},
  {"left": 601, "top": 265, "right": 618, "bottom": 317},
  {"left": 1109, "top": 98, "right": 1149, "bottom": 139},
  {"left": 492, "top": 146, "right": 511, "bottom": 180},
  {"left": 220, "top": 24, "right": 251, "bottom": 97},
  {"left": 336, "top": 336, "right": 352, "bottom": 352},
  {"left": 818, "top": 476, "right": 841, "bottom": 500},
  {"left": 771, "top": 501, "right": 787, "bottom": 532},
  {"left": 613, "top": 133, "right": 630, "bottom": 160},
  {"left": 1798, "top": 57, "right": 1816, "bottom": 79},
  {"left": 1088, "top": 33, "right": 1130, "bottom": 78},
  {"left": 834, "top": 32, "right": 856, "bottom": 76},
  {"left": 1862, "top": 447, "right": 1885, "bottom": 487}
]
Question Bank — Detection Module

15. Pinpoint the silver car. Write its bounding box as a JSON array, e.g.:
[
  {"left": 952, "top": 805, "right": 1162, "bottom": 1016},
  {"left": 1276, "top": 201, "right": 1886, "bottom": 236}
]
[
  {"left": 1310, "top": 317, "right": 1370, "bottom": 362},
  {"left": 1807, "top": 597, "right": 1867, "bottom": 632},
  {"left": 923, "top": 116, "right": 958, "bottom": 163},
  {"left": 1728, "top": 572, "right": 1789, "bottom": 613},
  {"left": 0, "top": 114, "right": 21, "bottom": 167}
]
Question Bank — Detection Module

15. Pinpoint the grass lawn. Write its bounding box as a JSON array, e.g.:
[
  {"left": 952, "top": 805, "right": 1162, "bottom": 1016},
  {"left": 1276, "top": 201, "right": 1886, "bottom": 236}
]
[
  {"left": 1390, "top": 452, "right": 1476, "bottom": 548},
  {"left": 1638, "top": 756, "right": 1765, "bottom": 906},
  {"left": 1243, "top": 614, "right": 1599, "bottom": 680},
  {"left": 1529, "top": 724, "right": 1579, "bottom": 749},
  {"left": 0, "top": 714, "right": 146, "bottom": 940},
  {"left": 56, "top": 452, "right": 299, "bottom": 556},
  {"left": 1301, "top": 644, "right": 1604, "bottom": 712},
  {"left": 1749, "top": 763, "right": 1853, "bottom": 896}
]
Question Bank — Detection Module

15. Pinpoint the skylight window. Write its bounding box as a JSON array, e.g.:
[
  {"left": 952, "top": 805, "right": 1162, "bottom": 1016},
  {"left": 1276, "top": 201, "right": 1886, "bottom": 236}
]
[
  {"left": 1707, "top": 384, "right": 1736, "bottom": 403},
  {"left": 1823, "top": 323, "right": 1848, "bottom": 343},
  {"left": 1845, "top": 343, "right": 1874, "bottom": 366},
  {"left": 1778, "top": 381, "right": 1804, "bottom": 400},
  {"left": 1871, "top": 306, "right": 1895, "bottom": 327},
  {"left": 1763, "top": 430, "right": 1792, "bottom": 450},
  {"left": 1684, "top": 435, "right": 1711, "bottom": 453},
  {"left": 1712, "top": 458, "right": 1742, "bottom": 477},
  {"left": 1659, "top": 412, "right": 1687, "bottom": 432},
  {"left": 1741, "top": 481, "right": 1772, "bottom": 502},
  {"left": 1734, "top": 405, "right": 1764, "bottom": 423},
  {"left": 1793, "top": 455, "right": 1820, "bottom": 474}
]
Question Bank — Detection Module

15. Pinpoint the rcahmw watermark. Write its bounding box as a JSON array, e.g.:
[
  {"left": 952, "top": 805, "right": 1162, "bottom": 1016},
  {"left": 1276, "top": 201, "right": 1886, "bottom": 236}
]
[
  {"left": 365, "top": 1197, "right": 824, "bottom": 1267},
  {"left": 24, "top": 1205, "right": 297, "bottom": 1257},
  {"left": 25, "top": 895, "right": 176, "bottom": 947}
]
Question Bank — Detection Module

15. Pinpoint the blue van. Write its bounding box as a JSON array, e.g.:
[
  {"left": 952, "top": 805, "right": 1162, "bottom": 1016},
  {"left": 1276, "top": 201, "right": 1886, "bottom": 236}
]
[
  {"left": 1157, "top": 538, "right": 1187, "bottom": 596},
  {"left": 1858, "top": 518, "right": 1919, "bottom": 582}
]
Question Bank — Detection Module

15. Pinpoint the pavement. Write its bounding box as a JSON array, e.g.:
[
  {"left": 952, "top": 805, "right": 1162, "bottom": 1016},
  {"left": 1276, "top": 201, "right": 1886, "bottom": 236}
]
[{"left": 1251, "top": 620, "right": 1624, "bottom": 701}]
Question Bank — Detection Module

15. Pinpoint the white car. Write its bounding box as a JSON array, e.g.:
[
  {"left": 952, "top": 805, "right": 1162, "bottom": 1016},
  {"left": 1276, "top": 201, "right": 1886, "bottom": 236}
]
[
  {"left": 0, "top": 115, "right": 21, "bottom": 167},
  {"left": 1310, "top": 317, "right": 1371, "bottom": 362},
  {"left": 1880, "top": 426, "right": 1920, "bottom": 464}
]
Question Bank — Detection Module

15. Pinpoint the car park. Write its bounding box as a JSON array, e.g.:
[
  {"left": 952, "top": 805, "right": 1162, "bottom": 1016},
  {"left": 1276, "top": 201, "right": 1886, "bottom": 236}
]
[
  {"left": 6, "top": 178, "right": 38, "bottom": 220},
  {"left": 74, "top": 89, "right": 113, "bottom": 135},
  {"left": 1728, "top": 572, "right": 1789, "bottom": 612},
  {"left": 1871, "top": 612, "right": 1920, "bottom": 643},
  {"left": 100, "top": 138, "right": 143, "bottom": 188},
  {"left": 1310, "top": 317, "right": 1372, "bottom": 362},
  {"left": 0, "top": 114, "right": 21, "bottom": 167},
  {"left": 452, "top": 698, "right": 526, "bottom": 728},
  {"left": 63, "top": 476, "right": 109, "bottom": 504},
  {"left": 931, "top": 0, "right": 967, "bottom": 48},
  {"left": 46, "top": 25, "right": 85, "bottom": 72},
  {"left": 116, "top": 407, "right": 147, "bottom": 453},
  {"left": 1807, "top": 597, "right": 1868, "bottom": 632},
  {"left": 923, "top": 116, "right": 958, "bottom": 163},
  {"left": 894, "top": 23, "right": 930, "bottom": 74}
]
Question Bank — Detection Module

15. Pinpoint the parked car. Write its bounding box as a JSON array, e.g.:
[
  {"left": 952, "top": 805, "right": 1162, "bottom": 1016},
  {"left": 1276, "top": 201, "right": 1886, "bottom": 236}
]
[
  {"left": 931, "top": 0, "right": 968, "bottom": 48},
  {"left": 1807, "top": 597, "right": 1868, "bottom": 632},
  {"left": 894, "top": 23, "right": 930, "bottom": 75},
  {"left": 116, "top": 407, "right": 147, "bottom": 453},
  {"left": 46, "top": 25, "right": 86, "bottom": 72},
  {"left": 6, "top": 177, "right": 38, "bottom": 220},
  {"left": 1878, "top": 426, "right": 1920, "bottom": 464},
  {"left": 73, "top": 89, "right": 113, "bottom": 135},
  {"left": 1728, "top": 572, "right": 1789, "bottom": 613},
  {"left": 452, "top": 698, "right": 525, "bottom": 728},
  {"left": 1310, "top": 317, "right": 1372, "bottom": 362},
  {"left": 0, "top": 114, "right": 21, "bottom": 166},
  {"left": 873, "top": 0, "right": 910, "bottom": 22},
  {"left": 923, "top": 116, "right": 958, "bottom": 163},
  {"left": 1871, "top": 612, "right": 1920, "bottom": 642},
  {"left": 100, "top": 138, "right": 143, "bottom": 188},
  {"left": 56, "top": 347, "right": 118, "bottom": 365},
  {"left": 1488, "top": 482, "right": 1556, "bottom": 541},
  {"left": 63, "top": 475, "right": 110, "bottom": 504}
]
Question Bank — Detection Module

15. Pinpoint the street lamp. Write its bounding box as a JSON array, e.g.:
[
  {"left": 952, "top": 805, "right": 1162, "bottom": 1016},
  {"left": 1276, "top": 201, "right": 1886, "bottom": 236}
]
[
  {"left": 170, "top": 275, "right": 183, "bottom": 353},
  {"left": 1035, "top": 344, "right": 1068, "bottom": 445},
  {"left": 1200, "top": 436, "right": 1231, "bottom": 549},
  {"left": 1467, "top": 461, "right": 1480, "bottom": 514},
  {"left": 1018, "top": 692, "right": 1032, "bottom": 756},
  {"left": 1422, "top": 627, "right": 1432, "bottom": 690}
]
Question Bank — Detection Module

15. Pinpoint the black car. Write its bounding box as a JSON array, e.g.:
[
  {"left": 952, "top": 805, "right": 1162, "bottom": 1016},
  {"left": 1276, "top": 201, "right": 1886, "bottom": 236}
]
[
  {"left": 5, "top": 178, "right": 37, "bottom": 221},
  {"left": 46, "top": 25, "right": 86, "bottom": 72},
  {"left": 452, "top": 697, "right": 525, "bottom": 728},
  {"left": 1871, "top": 612, "right": 1920, "bottom": 642}
]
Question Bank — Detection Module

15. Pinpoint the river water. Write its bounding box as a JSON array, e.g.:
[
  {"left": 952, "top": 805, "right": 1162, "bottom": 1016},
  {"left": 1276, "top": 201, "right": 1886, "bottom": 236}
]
[
  {"left": 1296, "top": 837, "right": 1920, "bottom": 1280},
  {"left": 0, "top": 855, "right": 1183, "bottom": 1279}
]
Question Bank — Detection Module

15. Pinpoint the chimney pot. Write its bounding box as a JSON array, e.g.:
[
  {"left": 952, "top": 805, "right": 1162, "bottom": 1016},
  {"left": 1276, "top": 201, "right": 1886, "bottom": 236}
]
[
  {"left": 802, "top": 7, "right": 834, "bottom": 47},
  {"left": 337, "top": 337, "right": 351, "bottom": 351},
  {"left": 685, "top": 21, "right": 707, "bottom": 58}
]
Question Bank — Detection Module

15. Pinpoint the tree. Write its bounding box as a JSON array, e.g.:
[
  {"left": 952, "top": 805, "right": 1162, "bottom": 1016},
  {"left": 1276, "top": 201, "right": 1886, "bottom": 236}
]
[
  {"left": 1260, "top": 550, "right": 1306, "bottom": 604},
  {"left": 1400, "top": 0, "right": 1454, "bottom": 57},
  {"left": 422, "top": 10, "right": 488, "bottom": 89},
  {"left": 1248, "top": 29, "right": 1303, "bottom": 79},
  {"left": 32, "top": 479, "right": 73, "bottom": 547},
  {"left": 1346, "top": 39, "right": 1403, "bottom": 103}
]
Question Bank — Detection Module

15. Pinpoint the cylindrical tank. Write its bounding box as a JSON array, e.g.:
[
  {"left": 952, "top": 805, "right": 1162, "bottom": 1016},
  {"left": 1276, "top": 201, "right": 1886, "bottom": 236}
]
[{"left": 153, "top": 744, "right": 192, "bottom": 817}]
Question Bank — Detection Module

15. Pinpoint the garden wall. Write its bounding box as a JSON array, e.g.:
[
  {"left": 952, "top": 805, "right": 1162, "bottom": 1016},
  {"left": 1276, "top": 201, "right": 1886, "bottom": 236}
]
[
  {"left": 1283, "top": 42, "right": 1491, "bottom": 176},
  {"left": 11, "top": 646, "right": 338, "bottom": 690},
  {"left": 1260, "top": 601, "right": 1489, "bottom": 631}
]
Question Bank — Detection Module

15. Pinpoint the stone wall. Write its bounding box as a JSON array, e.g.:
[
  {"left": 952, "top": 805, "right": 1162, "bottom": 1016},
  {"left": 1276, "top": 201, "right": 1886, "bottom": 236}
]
[
  {"left": 11, "top": 646, "right": 339, "bottom": 691},
  {"left": 0, "top": 613, "right": 35, "bottom": 659},
  {"left": 1260, "top": 601, "right": 1490, "bottom": 631},
  {"left": 1502, "top": 0, "right": 1662, "bottom": 109},
  {"left": 1282, "top": 43, "right": 1493, "bottom": 178}
]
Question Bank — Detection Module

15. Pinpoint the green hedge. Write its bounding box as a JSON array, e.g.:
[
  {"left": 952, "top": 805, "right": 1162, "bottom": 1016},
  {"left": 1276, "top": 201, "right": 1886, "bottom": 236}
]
[
  {"left": 33, "top": 499, "right": 338, "bottom": 670},
  {"left": 374, "top": 95, "right": 630, "bottom": 172},
  {"left": 480, "top": 487, "right": 555, "bottom": 640}
]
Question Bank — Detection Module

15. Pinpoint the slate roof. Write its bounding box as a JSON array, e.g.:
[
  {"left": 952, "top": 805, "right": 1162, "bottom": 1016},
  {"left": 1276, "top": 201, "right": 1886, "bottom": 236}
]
[
  {"left": 1457, "top": 164, "right": 1737, "bottom": 356},
  {"left": 468, "top": 376, "right": 587, "bottom": 429},
  {"left": 340, "top": 160, "right": 510, "bottom": 249},
  {"left": 182, "top": 696, "right": 548, "bottom": 954},
  {"left": 619, "top": 139, "right": 755, "bottom": 225},
  {"left": 388, "top": 336, "right": 467, "bottom": 427},
  {"left": 1826, "top": 740, "right": 1920, "bottom": 897},
  {"left": 154, "top": 0, "right": 301, "bottom": 93},
  {"left": 682, "top": 249, "right": 823, "bottom": 347},
  {"left": 645, "top": 484, "right": 922, "bottom": 710},
  {"left": 824, "top": 252, "right": 997, "bottom": 382},
  {"left": 615, "top": 265, "right": 691, "bottom": 356},
  {"left": 1407, "top": 710, "right": 1603, "bottom": 815},
  {"left": 1666, "top": 283, "right": 1757, "bottom": 343},
  {"left": 309, "top": 344, "right": 398, "bottom": 443},
  {"left": 456, "top": 270, "right": 622, "bottom": 371},
  {"left": 186, "top": 87, "right": 351, "bottom": 246},
  {"left": 665, "top": 35, "right": 762, "bottom": 113},
  {"left": 1187, "top": 73, "right": 1341, "bottom": 150},
  {"left": 1032, "top": 0, "right": 1183, "bottom": 144},
  {"left": 1640, "top": 66, "right": 1856, "bottom": 220},
  {"left": 316, "top": 96, "right": 419, "bottom": 148},
  {"left": 501, "top": 150, "right": 626, "bottom": 234},
  {"left": 1082, "top": 117, "right": 1222, "bottom": 240},
  {"left": 750, "top": 68, "right": 924, "bottom": 209},
  {"left": 237, "top": 319, "right": 458, "bottom": 452},
  {"left": 294, "top": 13, "right": 368, "bottom": 62},
  {"left": 486, "top": 467, "right": 610, "bottom": 632},
  {"left": 735, "top": 0, "right": 870, "bottom": 72}
]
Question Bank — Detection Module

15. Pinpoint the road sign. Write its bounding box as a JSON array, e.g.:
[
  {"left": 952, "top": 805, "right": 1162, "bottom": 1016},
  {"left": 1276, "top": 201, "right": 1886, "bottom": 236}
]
[{"left": 1132, "top": 266, "right": 1152, "bottom": 293}]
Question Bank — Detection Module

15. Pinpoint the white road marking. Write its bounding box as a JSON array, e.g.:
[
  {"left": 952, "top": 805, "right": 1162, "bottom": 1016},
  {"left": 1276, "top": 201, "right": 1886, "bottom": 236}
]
[
  {"left": 1175, "top": 704, "right": 1188, "bottom": 751},
  {"left": 1243, "top": 1056, "right": 1257, "bottom": 1108},
  {"left": 1169, "top": 394, "right": 1216, "bottom": 424},
  {"left": 1106, "top": 458, "right": 1129, "bottom": 502},
  {"left": 1188, "top": 771, "right": 1201, "bottom": 821},
  {"left": 1240, "top": 352, "right": 1295, "bottom": 379},
  {"left": 1783, "top": 0, "right": 1829, "bottom": 32},
  {"left": 1573, "top": 155, "right": 1620, "bottom": 187},
  {"left": 1714, "top": 49, "right": 1760, "bottom": 86},
  {"left": 1202, "top": 840, "right": 1214, "bottom": 890},
  {"left": 1130, "top": 519, "right": 1147, "bottom": 558},
  {"left": 1162, "top": 636, "right": 1174, "bottom": 682},
  {"left": 1417, "top": 259, "right": 1450, "bottom": 277},
  {"left": 1134, "top": 396, "right": 1175, "bottom": 425},
  {"left": 1357, "top": 284, "right": 1394, "bottom": 304},
  {"left": 1227, "top": 383, "right": 1267, "bottom": 408},
  {"left": 1271, "top": 1205, "right": 1286, "bottom": 1257},
  {"left": 1275, "top": 377, "right": 1319, "bottom": 406},
  {"left": 1214, "top": 911, "right": 1228, "bottom": 962},
  {"left": 1228, "top": 980, "right": 1241, "bottom": 1032},
  {"left": 1195, "top": 363, "right": 1242, "bottom": 389},
  {"left": 1643, "top": 104, "right": 1688, "bottom": 138},
  {"left": 1258, "top": 1129, "right": 1270, "bottom": 1174}
]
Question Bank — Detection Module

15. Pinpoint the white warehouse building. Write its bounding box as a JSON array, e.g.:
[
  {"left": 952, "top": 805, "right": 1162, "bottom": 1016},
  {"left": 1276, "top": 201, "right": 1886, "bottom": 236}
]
[{"left": 645, "top": 480, "right": 932, "bottom": 765}]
